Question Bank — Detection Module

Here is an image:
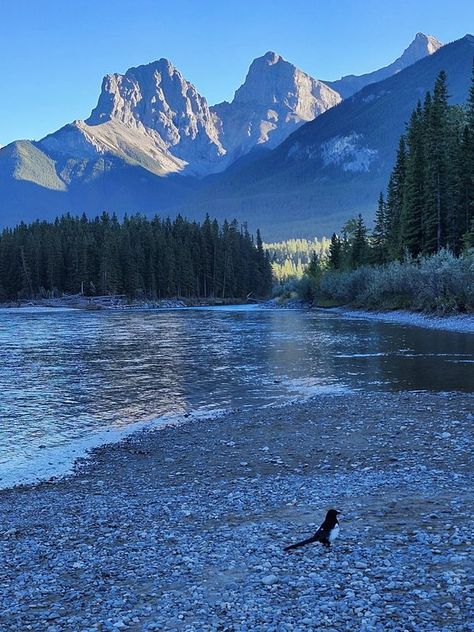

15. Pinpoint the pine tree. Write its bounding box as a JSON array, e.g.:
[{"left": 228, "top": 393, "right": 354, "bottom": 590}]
[
  {"left": 385, "top": 136, "right": 407, "bottom": 259},
  {"left": 0, "top": 214, "right": 273, "bottom": 301},
  {"left": 460, "top": 61, "right": 474, "bottom": 246},
  {"left": 306, "top": 252, "right": 322, "bottom": 279},
  {"left": 446, "top": 108, "right": 468, "bottom": 253},
  {"left": 423, "top": 71, "right": 450, "bottom": 253},
  {"left": 467, "top": 60, "right": 474, "bottom": 130},
  {"left": 328, "top": 233, "right": 342, "bottom": 269},
  {"left": 401, "top": 102, "right": 426, "bottom": 257},
  {"left": 371, "top": 192, "right": 388, "bottom": 264},
  {"left": 350, "top": 214, "right": 369, "bottom": 268}
]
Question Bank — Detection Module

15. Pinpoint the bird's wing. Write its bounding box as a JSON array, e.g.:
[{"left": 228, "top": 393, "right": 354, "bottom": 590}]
[{"left": 314, "top": 523, "right": 330, "bottom": 543}]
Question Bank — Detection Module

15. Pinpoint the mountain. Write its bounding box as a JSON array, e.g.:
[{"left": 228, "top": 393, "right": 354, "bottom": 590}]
[
  {"left": 41, "top": 58, "right": 226, "bottom": 177},
  {"left": 212, "top": 51, "right": 341, "bottom": 161},
  {"left": 0, "top": 51, "right": 342, "bottom": 226},
  {"left": 175, "top": 35, "right": 474, "bottom": 240},
  {"left": 0, "top": 33, "right": 450, "bottom": 233},
  {"left": 326, "top": 33, "right": 442, "bottom": 98}
]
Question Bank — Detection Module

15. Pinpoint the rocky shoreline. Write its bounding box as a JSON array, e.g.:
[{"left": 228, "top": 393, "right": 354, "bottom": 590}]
[
  {"left": 1, "top": 391, "right": 473, "bottom": 631},
  {"left": 327, "top": 307, "right": 474, "bottom": 334},
  {"left": 0, "top": 295, "right": 247, "bottom": 311}
]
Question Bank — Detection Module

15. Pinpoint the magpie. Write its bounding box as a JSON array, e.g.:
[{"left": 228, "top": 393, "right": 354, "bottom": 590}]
[{"left": 284, "top": 509, "right": 342, "bottom": 551}]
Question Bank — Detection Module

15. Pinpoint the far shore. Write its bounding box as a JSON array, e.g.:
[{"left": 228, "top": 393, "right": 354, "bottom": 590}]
[
  {"left": 0, "top": 294, "right": 256, "bottom": 311},
  {"left": 2, "top": 294, "right": 474, "bottom": 334}
]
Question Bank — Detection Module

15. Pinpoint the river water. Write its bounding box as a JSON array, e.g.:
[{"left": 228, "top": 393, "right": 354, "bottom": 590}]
[{"left": 0, "top": 306, "right": 472, "bottom": 487}]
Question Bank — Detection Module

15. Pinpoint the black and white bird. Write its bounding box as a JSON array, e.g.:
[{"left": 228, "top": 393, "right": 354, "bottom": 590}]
[{"left": 284, "top": 509, "right": 342, "bottom": 551}]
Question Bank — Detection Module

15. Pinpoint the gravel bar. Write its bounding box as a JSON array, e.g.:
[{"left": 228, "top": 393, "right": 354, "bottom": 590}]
[{"left": 1, "top": 391, "right": 473, "bottom": 631}]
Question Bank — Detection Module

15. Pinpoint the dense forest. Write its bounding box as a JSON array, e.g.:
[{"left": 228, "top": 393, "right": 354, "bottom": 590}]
[{"left": 0, "top": 214, "right": 273, "bottom": 301}]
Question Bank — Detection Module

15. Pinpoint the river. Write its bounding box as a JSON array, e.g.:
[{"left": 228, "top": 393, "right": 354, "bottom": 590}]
[{"left": 0, "top": 305, "right": 472, "bottom": 487}]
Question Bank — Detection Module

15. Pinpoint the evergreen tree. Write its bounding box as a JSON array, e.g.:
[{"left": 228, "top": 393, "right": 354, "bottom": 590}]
[
  {"left": 381, "top": 68, "right": 474, "bottom": 258},
  {"left": 401, "top": 102, "right": 426, "bottom": 256},
  {"left": 0, "top": 214, "right": 273, "bottom": 301},
  {"left": 328, "top": 233, "right": 342, "bottom": 269},
  {"left": 423, "top": 71, "right": 450, "bottom": 253},
  {"left": 306, "top": 252, "right": 322, "bottom": 279},
  {"left": 350, "top": 214, "right": 369, "bottom": 268},
  {"left": 371, "top": 192, "right": 388, "bottom": 264},
  {"left": 385, "top": 136, "right": 407, "bottom": 259}
]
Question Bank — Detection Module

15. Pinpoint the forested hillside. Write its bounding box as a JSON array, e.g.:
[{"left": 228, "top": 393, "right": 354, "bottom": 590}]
[
  {"left": 0, "top": 214, "right": 273, "bottom": 301},
  {"left": 321, "top": 67, "right": 474, "bottom": 271},
  {"left": 283, "top": 68, "right": 474, "bottom": 313}
]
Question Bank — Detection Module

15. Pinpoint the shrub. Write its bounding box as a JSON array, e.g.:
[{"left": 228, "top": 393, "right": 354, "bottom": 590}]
[{"left": 315, "top": 250, "right": 474, "bottom": 313}]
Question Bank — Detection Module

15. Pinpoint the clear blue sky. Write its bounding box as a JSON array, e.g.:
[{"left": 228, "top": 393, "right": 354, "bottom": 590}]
[{"left": 1, "top": 0, "right": 473, "bottom": 146}]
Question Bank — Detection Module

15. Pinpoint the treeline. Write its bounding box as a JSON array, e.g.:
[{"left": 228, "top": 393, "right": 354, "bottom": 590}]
[
  {"left": 265, "top": 237, "right": 330, "bottom": 282},
  {"left": 380, "top": 68, "right": 474, "bottom": 258},
  {"left": 0, "top": 213, "right": 273, "bottom": 301}
]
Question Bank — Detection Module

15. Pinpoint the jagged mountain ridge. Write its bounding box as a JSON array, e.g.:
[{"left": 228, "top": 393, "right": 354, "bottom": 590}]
[
  {"left": 213, "top": 51, "right": 342, "bottom": 161},
  {"left": 35, "top": 52, "right": 342, "bottom": 180},
  {"left": 176, "top": 35, "right": 474, "bottom": 240},
  {"left": 0, "top": 33, "right": 444, "bottom": 231}
]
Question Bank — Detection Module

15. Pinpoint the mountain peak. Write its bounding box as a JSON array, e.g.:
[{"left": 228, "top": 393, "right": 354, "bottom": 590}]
[
  {"left": 261, "top": 51, "right": 283, "bottom": 65},
  {"left": 400, "top": 33, "right": 442, "bottom": 63},
  {"left": 233, "top": 51, "right": 323, "bottom": 105},
  {"left": 127, "top": 57, "right": 176, "bottom": 75},
  {"left": 212, "top": 51, "right": 341, "bottom": 157},
  {"left": 325, "top": 32, "right": 443, "bottom": 98}
]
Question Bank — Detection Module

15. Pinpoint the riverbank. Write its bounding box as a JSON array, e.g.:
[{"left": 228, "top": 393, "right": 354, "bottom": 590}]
[
  {"left": 1, "top": 391, "right": 473, "bottom": 631},
  {"left": 0, "top": 295, "right": 252, "bottom": 311},
  {"left": 4, "top": 295, "right": 474, "bottom": 335},
  {"left": 325, "top": 306, "right": 474, "bottom": 334},
  {"left": 266, "top": 297, "right": 474, "bottom": 333}
]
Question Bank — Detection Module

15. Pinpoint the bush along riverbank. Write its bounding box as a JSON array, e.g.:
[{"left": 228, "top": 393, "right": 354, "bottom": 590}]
[
  {"left": 275, "top": 249, "right": 474, "bottom": 314},
  {"left": 320, "top": 250, "right": 474, "bottom": 313}
]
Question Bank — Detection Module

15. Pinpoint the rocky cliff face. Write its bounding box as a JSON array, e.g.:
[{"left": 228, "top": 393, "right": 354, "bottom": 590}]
[
  {"left": 40, "top": 59, "right": 226, "bottom": 176},
  {"left": 87, "top": 59, "right": 225, "bottom": 169},
  {"left": 39, "top": 53, "right": 339, "bottom": 176},
  {"left": 212, "top": 52, "right": 341, "bottom": 160}
]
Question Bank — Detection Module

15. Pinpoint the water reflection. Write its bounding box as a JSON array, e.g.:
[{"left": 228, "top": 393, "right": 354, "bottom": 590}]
[{"left": 0, "top": 307, "right": 472, "bottom": 472}]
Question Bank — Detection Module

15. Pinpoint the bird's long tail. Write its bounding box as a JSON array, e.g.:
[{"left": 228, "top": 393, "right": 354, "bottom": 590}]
[{"left": 284, "top": 535, "right": 317, "bottom": 551}]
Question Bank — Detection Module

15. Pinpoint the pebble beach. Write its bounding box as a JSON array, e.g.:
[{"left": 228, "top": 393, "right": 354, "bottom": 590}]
[{"left": 1, "top": 390, "right": 473, "bottom": 631}]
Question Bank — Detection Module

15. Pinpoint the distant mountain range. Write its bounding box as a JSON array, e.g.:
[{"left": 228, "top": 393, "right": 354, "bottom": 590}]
[
  {"left": 3, "top": 32, "right": 473, "bottom": 239},
  {"left": 182, "top": 35, "right": 474, "bottom": 239}
]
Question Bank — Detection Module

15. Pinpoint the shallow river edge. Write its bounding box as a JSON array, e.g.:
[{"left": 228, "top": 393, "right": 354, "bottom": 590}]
[{"left": 2, "top": 296, "right": 474, "bottom": 334}]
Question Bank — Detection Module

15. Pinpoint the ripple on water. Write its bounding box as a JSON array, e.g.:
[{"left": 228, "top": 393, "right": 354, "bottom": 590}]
[{"left": 0, "top": 306, "right": 472, "bottom": 487}]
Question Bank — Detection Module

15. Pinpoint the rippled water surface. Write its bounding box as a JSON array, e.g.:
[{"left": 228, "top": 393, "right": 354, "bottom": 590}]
[{"left": 0, "top": 306, "right": 472, "bottom": 485}]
